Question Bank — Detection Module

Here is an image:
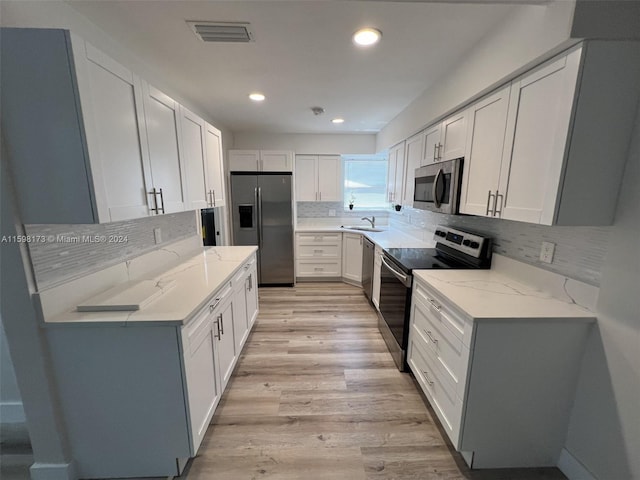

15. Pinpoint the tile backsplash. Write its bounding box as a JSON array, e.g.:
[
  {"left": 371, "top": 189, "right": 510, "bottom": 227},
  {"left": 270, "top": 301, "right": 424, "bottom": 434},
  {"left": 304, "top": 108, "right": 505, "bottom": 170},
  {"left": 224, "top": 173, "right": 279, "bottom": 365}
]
[
  {"left": 391, "top": 207, "right": 610, "bottom": 286},
  {"left": 26, "top": 211, "right": 199, "bottom": 290},
  {"left": 297, "top": 202, "right": 390, "bottom": 219}
]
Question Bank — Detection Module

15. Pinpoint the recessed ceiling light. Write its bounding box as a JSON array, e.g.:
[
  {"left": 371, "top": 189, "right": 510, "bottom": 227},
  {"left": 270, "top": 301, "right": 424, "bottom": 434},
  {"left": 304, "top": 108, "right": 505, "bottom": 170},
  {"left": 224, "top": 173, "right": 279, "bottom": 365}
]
[
  {"left": 332, "top": 118, "right": 345, "bottom": 124},
  {"left": 353, "top": 28, "right": 381, "bottom": 47},
  {"left": 249, "top": 92, "right": 265, "bottom": 102}
]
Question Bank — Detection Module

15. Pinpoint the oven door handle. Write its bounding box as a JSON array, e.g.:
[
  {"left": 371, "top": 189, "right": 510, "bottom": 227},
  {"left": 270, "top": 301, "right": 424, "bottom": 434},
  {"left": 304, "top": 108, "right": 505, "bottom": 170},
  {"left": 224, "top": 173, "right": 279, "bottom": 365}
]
[{"left": 381, "top": 256, "right": 410, "bottom": 287}]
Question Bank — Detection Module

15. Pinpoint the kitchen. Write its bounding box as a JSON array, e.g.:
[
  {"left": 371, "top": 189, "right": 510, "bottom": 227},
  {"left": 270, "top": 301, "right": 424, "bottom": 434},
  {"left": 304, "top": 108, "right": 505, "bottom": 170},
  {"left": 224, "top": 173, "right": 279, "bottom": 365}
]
[{"left": 2, "top": 2, "right": 640, "bottom": 479}]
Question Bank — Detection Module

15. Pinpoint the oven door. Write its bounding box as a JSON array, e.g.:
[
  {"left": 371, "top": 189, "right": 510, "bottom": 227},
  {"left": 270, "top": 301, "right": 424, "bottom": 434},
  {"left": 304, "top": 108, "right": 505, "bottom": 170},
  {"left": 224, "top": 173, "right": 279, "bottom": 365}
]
[
  {"left": 413, "top": 157, "right": 463, "bottom": 214},
  {"left": 378, "top": 254, "right": 412, "bottom": 370}
]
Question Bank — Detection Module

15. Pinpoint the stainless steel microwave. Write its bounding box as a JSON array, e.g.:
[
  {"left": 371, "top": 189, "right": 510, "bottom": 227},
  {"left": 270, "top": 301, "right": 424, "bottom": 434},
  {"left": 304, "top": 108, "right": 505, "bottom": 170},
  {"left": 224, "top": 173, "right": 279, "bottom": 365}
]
[{"left": 413, "top": 157, "right": 463, "bottom": 214}]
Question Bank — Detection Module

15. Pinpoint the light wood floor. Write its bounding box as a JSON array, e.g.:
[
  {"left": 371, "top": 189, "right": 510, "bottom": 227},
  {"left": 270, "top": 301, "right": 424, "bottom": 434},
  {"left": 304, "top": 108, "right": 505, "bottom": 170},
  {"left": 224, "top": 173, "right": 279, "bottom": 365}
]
[{"left": 183, "top": 283, "right": 567, "bottom": 480}]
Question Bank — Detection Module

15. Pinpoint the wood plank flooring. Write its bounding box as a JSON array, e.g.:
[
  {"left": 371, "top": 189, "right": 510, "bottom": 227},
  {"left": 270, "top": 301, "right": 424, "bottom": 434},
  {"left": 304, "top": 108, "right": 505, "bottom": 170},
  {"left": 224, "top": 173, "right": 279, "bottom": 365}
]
[{"left": 183, "top": 283, "right": 567, "bottom": 480}]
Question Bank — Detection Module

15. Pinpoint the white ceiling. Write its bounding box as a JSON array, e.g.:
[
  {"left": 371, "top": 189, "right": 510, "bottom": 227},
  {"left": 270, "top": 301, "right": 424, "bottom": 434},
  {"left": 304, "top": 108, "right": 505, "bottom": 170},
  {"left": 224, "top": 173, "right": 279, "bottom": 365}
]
[{"left": 66, "top": 1, "right": 525, "bottom": 134}]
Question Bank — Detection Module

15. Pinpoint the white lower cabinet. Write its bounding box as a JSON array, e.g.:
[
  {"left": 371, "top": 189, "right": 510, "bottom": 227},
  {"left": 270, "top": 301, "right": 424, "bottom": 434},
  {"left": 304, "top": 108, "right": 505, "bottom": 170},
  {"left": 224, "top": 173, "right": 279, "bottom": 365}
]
[
  {"left": 342, "top": 233, "right": 363, "bottom": 284},
  {"left": 408, "top": 275, "right": 592, "bottom": 469},
  {"left": 295, "top": 232, "right": 343, "bottom": 280},
  {"left": 372, "top": 245, "right": 383, "bottom": 310},
  {"left": 45, "top": 252, "right": 259, "bottom": 479}
]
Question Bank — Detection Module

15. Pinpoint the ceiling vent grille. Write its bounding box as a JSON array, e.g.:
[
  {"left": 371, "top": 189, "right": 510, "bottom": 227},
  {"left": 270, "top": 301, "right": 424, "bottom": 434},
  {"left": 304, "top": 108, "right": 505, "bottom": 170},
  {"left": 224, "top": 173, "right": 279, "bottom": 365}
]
[{"left": 187, "top": 21, "right": 254, "bottom": 43}]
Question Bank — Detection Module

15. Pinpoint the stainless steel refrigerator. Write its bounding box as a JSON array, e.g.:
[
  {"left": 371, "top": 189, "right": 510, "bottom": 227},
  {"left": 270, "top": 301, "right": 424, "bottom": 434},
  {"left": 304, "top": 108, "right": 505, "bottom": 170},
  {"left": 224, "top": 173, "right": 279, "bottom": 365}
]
[{"left": 230, "top": 172, "right": 294, "bottom": 286}]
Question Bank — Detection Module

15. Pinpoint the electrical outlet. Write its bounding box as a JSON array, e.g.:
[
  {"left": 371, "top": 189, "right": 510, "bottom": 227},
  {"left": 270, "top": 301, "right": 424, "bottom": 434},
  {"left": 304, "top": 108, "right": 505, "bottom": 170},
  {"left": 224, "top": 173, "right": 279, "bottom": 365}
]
[
  {"left": 540, "top": 241, "right": 555, "bottom": 264},
  {"left": 328, "top": 209, "right": 336, "bottom": 217},
  {"left": 154, "top": 228, "right": 162, "bottom": 244}
]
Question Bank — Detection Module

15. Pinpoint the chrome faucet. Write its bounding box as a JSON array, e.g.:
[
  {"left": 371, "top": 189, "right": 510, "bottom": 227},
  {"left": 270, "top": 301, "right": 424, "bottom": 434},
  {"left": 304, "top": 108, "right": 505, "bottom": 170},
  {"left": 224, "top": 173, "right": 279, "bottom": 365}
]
[{"left": 361, "top": 216, "right": 375, "bottom": 228}]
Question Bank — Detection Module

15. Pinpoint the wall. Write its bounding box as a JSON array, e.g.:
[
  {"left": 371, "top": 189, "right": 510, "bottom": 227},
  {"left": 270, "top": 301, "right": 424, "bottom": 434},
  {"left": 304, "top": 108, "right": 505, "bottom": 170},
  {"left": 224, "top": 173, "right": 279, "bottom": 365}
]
[
  {"left": 0, "top": 321, "right": 23, "bottom": 423},
  {"left": 232, "top": 132, "right": 376, "bottom": 155},
  {"left": 25, "top": 211, "right": 198, "bottom": 290},
  {"left": 0, "top": 0, "right": 234, "bottom": 150},
  {"left": 376, "top": 0, "right": 576, "bottom": 151},
  {"left": 562, "top": 102, "right": 640, "bottom": 479},
  {"left": 391, "top": 208, "right": 609, "bottom": 287}
]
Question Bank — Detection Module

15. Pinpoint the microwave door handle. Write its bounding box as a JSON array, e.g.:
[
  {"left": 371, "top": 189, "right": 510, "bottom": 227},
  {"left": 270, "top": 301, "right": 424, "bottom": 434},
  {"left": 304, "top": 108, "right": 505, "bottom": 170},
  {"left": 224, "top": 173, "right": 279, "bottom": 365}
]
[{"left": 432, "top": 169, "right": 443, "bottom": 208}]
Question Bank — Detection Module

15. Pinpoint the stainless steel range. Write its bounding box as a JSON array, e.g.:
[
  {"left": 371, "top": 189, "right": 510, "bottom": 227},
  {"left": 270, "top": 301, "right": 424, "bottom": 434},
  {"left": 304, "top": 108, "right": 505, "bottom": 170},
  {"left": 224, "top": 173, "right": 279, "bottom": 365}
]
[{"left": 377, "top": 225, "right": 492, "bottom": 371}]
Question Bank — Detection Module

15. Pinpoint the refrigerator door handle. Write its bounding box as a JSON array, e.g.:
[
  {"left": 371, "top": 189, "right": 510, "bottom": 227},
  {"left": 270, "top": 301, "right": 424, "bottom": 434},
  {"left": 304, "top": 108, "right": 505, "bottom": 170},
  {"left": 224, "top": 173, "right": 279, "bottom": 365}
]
[{"left": 256, "top": 187, "right": 263, "bottom": 248}]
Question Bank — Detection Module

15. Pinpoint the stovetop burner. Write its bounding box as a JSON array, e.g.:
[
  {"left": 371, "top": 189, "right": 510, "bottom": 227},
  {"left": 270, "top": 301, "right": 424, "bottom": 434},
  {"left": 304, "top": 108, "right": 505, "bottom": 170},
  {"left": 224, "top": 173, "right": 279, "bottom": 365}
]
[{"left": 384, "top": 247, "right": 474, "bottom": 274}]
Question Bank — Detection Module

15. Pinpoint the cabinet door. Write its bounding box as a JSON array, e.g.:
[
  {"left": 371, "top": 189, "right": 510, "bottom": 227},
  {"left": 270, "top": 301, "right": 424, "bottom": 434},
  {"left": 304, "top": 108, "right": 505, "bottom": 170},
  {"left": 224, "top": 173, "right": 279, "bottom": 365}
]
[
  {"left": 232, "top": 281, "right": 249, "bottom": 354},
  {"left": 295, "top": 155, "right": 318, "bottom": 201},
  {"left": 141, "top": 83, "right": 186, "bottom": 214},
  {"left": 499, "top": 51, "right": 580, "bottom": 224},
  {"left": 204, "top": 123, "right": 226, "bottom": 207},
  {"left": 372, "top": 245, "right": 382, "bottom": 310},
  {"left": 182, "top": 308, "right": 221, "bottom": 454},
  {"left": 180, "top": 107, "right": 208, "bottom": 210},
  {"left": 440, "top": 111, "right": 467, "bottom": 161},
  {"left": 261, "top": 151, "right": 293, "bottom": 172},
  {"left": 342, "top": 233, "right": 363, "bottom": 283},
  {"left": 229, "top": 150, "right": 260, "bottom": 171},
  {"left": 422, "top": 124, "right": 441, "bottom": 165},
  {"left": 317, "top": 155, "right": 342, "bottom": 202},
  {"left": 403, "top": 132, "right": 424, "bottom": 205},
  {"left": 74, "top": 40, "right": 151, "bottom": 222},
  {"left": 214, "top": 298, "right": 236, "bottom": 389},
  {"left": 245, "top": 266, "right": 259, "bottom": 328},
  {"left": 459, "top": 86, "right": 511, "bottom": 217}
]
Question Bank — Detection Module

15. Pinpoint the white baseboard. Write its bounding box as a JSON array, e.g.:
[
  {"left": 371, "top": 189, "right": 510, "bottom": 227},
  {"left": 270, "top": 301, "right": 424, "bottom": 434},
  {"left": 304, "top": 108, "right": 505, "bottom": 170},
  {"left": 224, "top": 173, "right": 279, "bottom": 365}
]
[
  {"left": 0, "top": 401, "right": 25, "bottom": 423},
  {"left": 558, "top": 448, "right": 597, "bottom": 480},
  {"left": 30, "top": 462, "right": 77, "bottom": 480}
]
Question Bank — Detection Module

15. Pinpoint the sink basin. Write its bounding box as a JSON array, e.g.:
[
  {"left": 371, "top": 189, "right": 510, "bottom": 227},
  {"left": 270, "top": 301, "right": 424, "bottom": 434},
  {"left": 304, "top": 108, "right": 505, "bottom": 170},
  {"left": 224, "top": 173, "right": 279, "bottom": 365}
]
[{"left": 341, "top": 226, "right": 385, "bottom": 233}]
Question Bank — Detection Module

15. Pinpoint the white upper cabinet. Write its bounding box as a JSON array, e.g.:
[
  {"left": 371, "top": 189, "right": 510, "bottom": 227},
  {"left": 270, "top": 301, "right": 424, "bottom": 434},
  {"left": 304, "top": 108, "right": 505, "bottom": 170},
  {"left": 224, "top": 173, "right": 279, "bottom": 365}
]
[
  {"left": 403, "top": 132, "right": 424, "bottom": 206},
  {"left": 140, "top": 83, "right": 186, "bottom": 214},
  {"left": 73, "top": 37, "right": 152, "bottom": 222},
  {"left": 387, "top": 142, "right": 405, "bottom": 205},
  {"left": 180, "top": 107, "right": 208, "bottom": 211},
  {"left": 204, "top": 123, "right": 226, "bottom": 207},
  {"left": 421, "top": 112, "right": 467, "bottom": 165},
  {"left": 459, "top": 86, "right": 511, "bottom": 217},
  {"left": 294, "top": 155, "right": 342, "bottom": 202},
  {"left": 229, "top": 150, "right": 293, "bottom": 172}
]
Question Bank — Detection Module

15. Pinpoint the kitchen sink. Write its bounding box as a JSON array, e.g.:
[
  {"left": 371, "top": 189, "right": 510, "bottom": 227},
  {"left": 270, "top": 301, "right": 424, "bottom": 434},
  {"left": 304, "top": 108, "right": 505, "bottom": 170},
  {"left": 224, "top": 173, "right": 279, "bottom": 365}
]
[{"left": 341, "top": 226, "right": 385, "bottom": 233}]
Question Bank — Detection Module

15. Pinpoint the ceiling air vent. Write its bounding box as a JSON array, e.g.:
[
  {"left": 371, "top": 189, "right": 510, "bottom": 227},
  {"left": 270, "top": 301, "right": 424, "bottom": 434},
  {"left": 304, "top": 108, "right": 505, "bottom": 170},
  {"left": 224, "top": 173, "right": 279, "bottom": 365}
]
[{"left": 187, "top": 21, "right": 254, "bottom": 43}]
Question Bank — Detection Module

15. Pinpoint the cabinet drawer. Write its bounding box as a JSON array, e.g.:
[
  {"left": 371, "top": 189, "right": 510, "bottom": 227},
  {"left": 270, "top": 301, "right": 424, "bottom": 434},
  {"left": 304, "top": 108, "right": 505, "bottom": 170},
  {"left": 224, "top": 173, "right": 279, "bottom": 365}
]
[
  {"left": 297, "top": 244, "right": 341, "bottom": 259},
  {"left": 408, "top": 335, "right": 463, "bottom": 447},
  {"left": 296, "top": 260, "right": 341, "bottom": 277},
  {"left": 414, "top": 279, "right": 472, "bottom": 346},
  {"left": 411, "top": 296, "right": 469, "bottom": 392},
  {"left": 184, "top": 306, "right": 213, "bottom": 355},
  {"left": 296, "top": 233, "right": 342, "bottom": 245}
]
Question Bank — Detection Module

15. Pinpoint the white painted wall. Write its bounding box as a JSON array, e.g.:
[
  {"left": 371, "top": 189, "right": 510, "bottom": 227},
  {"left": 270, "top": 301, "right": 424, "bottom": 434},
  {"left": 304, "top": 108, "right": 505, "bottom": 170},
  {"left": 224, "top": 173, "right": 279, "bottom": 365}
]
[
  {"left": 0, "top": 0, "right": 234, "bottom": 150},
  {"left": 0, "top": 320, "right": 24, "bottom": 423},
  {"left": 232, "top": 132, "right": 376, "bottom": 155},
  {"left": 376, "top": 0, "right": 576, "bottom": 151},
  {"left": 562, "top": 102, "right": 640, "bottom": 480}
]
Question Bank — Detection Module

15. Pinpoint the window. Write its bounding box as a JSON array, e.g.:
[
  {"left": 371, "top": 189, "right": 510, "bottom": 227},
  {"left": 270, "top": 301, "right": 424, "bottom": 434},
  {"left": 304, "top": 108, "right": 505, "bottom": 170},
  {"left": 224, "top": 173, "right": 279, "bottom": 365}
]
[{"left": 342, "top": 154, "right": 388, "bottom": 210}]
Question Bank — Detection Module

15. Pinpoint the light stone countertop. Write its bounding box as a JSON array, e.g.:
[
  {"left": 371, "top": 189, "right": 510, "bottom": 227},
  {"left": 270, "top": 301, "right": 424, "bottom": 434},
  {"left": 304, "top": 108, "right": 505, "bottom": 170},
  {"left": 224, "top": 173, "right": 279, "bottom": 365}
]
[
  {"left": 295, "top": 225, "right": 435, "bottom": 249},
  {"left": 44, "top": 246, "right": 258, "bottom": 327},
  {"left": 414, "top": 268, "right": 596, "bottom": 321}
]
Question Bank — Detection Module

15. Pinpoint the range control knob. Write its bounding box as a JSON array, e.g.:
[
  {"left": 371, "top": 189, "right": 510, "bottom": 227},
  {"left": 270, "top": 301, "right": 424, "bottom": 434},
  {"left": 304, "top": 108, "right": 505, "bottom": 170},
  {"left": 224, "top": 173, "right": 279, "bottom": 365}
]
[
  {"left": 462, "top": 239, "right": 471, "bottom": 246},
  {"left": 469, "top": 241, "right": 480, "bottom": 249},
  {"left": 435, "top": 230, "right": 446, "bottom": 237}
]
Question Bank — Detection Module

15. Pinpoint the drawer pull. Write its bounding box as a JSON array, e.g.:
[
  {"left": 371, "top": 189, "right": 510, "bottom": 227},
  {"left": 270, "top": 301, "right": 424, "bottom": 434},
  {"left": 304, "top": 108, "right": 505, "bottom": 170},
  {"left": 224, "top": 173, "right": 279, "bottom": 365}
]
[
  {"left": 314, "top": 267, "right": 324, "bottom": 271},
  {"left": 314, "top": 249, "right": 324, "bottom": 254},
  {"left": 314, "top": 236, "right": 322, "bottom": 241},
  {"left": 423, "top": 371, "right": 435, "bottom": 386},
  {"left": 210, "top": 297, "right": 222, "bottom": 312},
  {"left": 424, "top": 329, "right": 438, "bottom": 345},
  {"left": 427, "top": 298, "right": 441, "bottom": 311}
]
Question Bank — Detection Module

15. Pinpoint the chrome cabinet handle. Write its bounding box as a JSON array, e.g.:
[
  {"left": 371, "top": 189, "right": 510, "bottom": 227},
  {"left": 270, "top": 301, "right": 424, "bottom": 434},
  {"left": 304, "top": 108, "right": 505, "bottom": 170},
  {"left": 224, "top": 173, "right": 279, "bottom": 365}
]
[
  {"left": 158, "top": 188, "right": 165, "bottom": 214},
  {"left": 423, "top": 371, "right": 434, "bottom": 386},
  {"left": 219, "top": 314, "right": 224, "bottom": 335},
  {"left": 425, "top": 330, "right": 438, "bottom": 345},
  {"left": 148, "top": 188, "right": 159, "bottom": 214},
  {"left": 213, "top": 189, "right": 216, "bottom": 207},
  {"left": 427, "top": 297, "right": 441, "bottom": 311},
  {"left": 247, "top": 274, "right": 253, "bottom": 291},
  {"left": 433, "top": 143, "right": 438, "bottom": 161},
  {"left": 210, "top": 297, "right": 222, "bottom": 311},
  {"left": 494, "top": 190, "right": 504, "bottom": 217},
  {"left": 214, "top": 316, "right": 221, "bottom": 340},
  {"left": 486, "top": 190, "right": 495, "bottom": 216},
  {"left": 438, "top": 143, "right": 443, "bottom": 160}
]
